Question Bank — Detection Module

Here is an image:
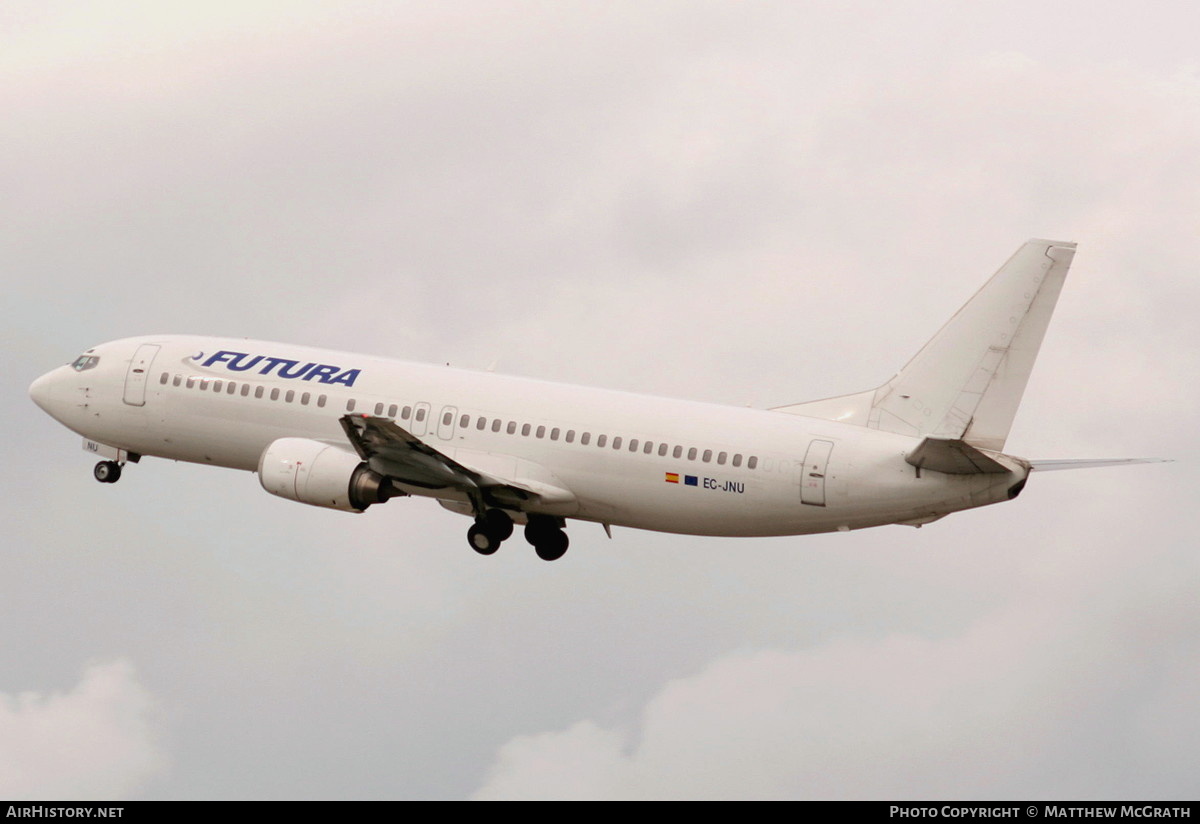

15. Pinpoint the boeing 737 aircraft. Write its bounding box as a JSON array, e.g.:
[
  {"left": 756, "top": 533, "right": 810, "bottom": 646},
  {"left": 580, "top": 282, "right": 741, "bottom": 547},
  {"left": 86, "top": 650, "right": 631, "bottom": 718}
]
[{"left": 29, "top": 240, "right": 1158, "bottom": 560}]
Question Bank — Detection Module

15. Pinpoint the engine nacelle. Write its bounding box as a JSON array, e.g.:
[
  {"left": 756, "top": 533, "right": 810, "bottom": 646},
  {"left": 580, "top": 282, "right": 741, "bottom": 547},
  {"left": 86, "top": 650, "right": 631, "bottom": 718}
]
[{"left": 258, "top": 438, "right": 397, "bottom": 512}]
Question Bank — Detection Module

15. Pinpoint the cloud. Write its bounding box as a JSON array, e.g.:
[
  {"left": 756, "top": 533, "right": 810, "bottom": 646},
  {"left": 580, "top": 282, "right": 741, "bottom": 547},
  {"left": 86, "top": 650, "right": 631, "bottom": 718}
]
[
  {"left": 474, "top": 512, "right": 1200, "bottom": 800},
  {"left": 0, "top": 661, "right": 167, "bottom": 800}
]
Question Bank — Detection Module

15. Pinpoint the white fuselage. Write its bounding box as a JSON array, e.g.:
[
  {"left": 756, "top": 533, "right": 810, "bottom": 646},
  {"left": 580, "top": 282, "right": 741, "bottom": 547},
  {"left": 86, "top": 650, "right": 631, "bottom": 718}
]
[{"left": 30, "top": 335, "right": 1026, "bottom": 537}]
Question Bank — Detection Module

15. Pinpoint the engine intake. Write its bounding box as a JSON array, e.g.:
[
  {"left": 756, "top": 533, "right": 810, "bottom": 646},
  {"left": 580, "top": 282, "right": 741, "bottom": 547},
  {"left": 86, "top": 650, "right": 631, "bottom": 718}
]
[{"left": 258, "top": 438, "right": 398, "bottom": 512}]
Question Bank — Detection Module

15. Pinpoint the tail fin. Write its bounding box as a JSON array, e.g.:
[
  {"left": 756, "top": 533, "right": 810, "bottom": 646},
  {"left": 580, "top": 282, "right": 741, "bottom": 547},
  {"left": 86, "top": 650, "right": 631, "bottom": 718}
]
[{"left": 773, "top": 239, "right": 1077, "bottom": 451}]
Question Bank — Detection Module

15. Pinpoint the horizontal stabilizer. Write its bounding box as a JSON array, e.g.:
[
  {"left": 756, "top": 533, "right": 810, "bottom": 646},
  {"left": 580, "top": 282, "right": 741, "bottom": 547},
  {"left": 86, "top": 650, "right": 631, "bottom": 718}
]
[
  {"left": 1029, "top": 458, "right": 1171, "bottom": 472},
  {"left": 906, "top": 437, "right": 1012, "bottom": 475}
]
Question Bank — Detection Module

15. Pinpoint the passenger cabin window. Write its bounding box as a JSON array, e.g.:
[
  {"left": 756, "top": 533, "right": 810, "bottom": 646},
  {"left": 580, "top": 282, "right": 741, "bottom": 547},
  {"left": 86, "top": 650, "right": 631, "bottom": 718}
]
[
  {"left": 443, "top": 412, "right": 453, "bottom": 426},
  {"left": 388, "top": 404, "right": 398, "bottom": 418},
  {"left": 507, "top": 422, "right": 517, "bottom": 434},
  {"left": 597, "top": 435, "right": 607, "bottom": 448},
  {"left": 477, "top": 418, "right": 487, "bottom": 431},
  {"left": 375, "top": 403, "right": 384, "bottom": 415},
  {"left": 255, "top": 386, "right": 265, "bottom": 399},
  {"left": 748, "top": 456, "right": 758, "bottom": 469},
  {"left": 159, "top": 372, "right": 168, "bottom": 385},
  {"left": 227, "top": 382, "right": 236, "bottom": 395},
  {"left": 492, "top": 419, "right": 502, "bottom": 432},
  {"left": 301, "top": 392, "right": 310, "bottom": 405},
  {"left": 285, "top": 390, "right": 295, "bottom": 403},
  {"left": 717, "top": 451, "right": 727, "bottom": 465},
  {"left": 658, "top": 443, "right": 668, "bottom": 457},
  {"left": 402, "top": 406, "right": 412, "bottom": 420},
  {"left": 702, "top": 449, "right": 712, "bottom": 463},
  {"left": 687, "top": 447, "right": 697, "bottom": 461},
  {"left": 551, "top": 428, "right": 560, "bottom": 441},
  {"left": 732, "top": 454, "right": 742, "bottom": 467},
  {"left": 673, "top": 446, "right": 682, "bottom": 459},
  {"left": 521, "top": 424, "right": 531, "bottom": 436},
  {"left": 317, "top": 395, "right": 326, "bottom": 408},
  {"left": 629, "top": 439, "right": 639, "bottom": 452},
  {"left": 581, "top": 433, "right": 591, "bottom": 445},
  {"left": 346, "top": 399, "right": 356, "bottom": 412},
  {"left": 173, "top": 375, "right": 182, "bottom": 387},
  {"left": 566, "top": 430, "right": 575, "bottom": 443},
  {"left": 644, "top": 442, "right": 654, "bottom": 454},
  {"left": 612, "top": 437, "right": 622, "bottom": 450},
  {"left": 415, "top": 408, "right": 426, "bottom": 422},
  {"left": 270, "top": 388, "right": 280, "bottom": 401},
  {"left": 536, "top": 425, "right": 545, "bottom": 439},
  {"left": 241, "top": 384, "right": 251, "bottom": 397},
  {"left": 461, "top": 414, "right": 470, "bottom": 428}
]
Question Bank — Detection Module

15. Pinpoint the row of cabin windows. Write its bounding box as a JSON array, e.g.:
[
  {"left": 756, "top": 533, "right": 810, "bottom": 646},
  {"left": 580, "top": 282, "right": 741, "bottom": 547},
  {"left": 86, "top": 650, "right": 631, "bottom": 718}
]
[
  {"left": 162, "top": 372, "right": 327, "bottom": 408},
  {"left": 161, "top": 372, "right": 759, "bottom": 471},
  {"left": 344, "top": 398, "right": 760, "bottom": 470}
]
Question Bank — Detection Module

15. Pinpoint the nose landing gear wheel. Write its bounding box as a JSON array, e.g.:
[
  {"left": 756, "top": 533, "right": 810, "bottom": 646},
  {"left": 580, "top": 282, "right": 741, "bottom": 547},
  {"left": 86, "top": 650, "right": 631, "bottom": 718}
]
[{"left": 93, "top": 461, "right": 121, "bottom": 484}]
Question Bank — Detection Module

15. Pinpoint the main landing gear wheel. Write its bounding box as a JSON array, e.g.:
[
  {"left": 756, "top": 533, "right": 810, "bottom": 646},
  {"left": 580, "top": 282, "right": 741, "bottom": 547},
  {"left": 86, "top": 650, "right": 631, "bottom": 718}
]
[
  {"left": 467, "top": 524, "right": 500, "bottom": 555},
  {"left": 466, "top": 509, "right": 515, "bottom": 556},
  {"left": 93, "top": 461, "right": 121, "bottom": 484},
  {"left": 482, "top": 509, "right": 514, "bottom": 542},
  {"left": 525, "top": 517, "right": 569, "bottom": 562}
]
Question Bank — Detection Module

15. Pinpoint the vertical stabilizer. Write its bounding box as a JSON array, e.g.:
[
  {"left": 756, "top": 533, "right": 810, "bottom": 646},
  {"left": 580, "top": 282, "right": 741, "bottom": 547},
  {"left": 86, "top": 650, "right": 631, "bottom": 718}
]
[{"left": 773, "top": 239, "right": 1077, "bottom": 451}]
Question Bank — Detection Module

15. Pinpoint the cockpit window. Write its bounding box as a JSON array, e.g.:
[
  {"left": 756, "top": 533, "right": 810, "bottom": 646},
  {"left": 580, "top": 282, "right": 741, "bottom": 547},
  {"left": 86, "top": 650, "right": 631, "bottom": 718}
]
[{"left": 71, "top": 355, "right": 100, "bottom": 372}]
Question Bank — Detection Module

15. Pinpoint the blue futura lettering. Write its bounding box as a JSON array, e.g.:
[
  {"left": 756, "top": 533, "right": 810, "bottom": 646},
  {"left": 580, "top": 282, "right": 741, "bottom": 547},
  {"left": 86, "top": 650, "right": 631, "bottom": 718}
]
[
  {"left": 257, "top": 357, "right": 294, "bottom": 377},
  {"left": 200, "top": 350, "right": 362, "bottom": 386},
  {"left": 226, "top": 354, "right": 264, "bottom": 372},
  {"left": 304, "top": 364, "right": 340, "bottom": 383},
  {"left": 278, "top": 361, "right": 316, "bottom": 379},
  {"left": 328, "top": 369, "right": 360, "bottom": 387}
]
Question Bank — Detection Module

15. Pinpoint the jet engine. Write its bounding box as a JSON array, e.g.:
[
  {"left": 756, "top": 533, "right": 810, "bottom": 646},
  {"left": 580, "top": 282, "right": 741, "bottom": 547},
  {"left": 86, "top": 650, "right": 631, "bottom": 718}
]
[{"left": 258, "top": 438, "right": 398, "bottom": 512}]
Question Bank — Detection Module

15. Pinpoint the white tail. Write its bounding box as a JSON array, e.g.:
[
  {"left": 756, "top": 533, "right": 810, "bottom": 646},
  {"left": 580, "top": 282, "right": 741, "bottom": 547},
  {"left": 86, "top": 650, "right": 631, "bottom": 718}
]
[{"left": 774, "top": 239, "right": 1077, "bottom": 451}]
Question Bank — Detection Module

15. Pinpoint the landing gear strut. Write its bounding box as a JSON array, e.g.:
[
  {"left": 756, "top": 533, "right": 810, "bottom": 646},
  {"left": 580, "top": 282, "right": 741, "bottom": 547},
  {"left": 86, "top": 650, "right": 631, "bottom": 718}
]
[
  {"left": 466, "top": 509, "right": 514, "bottom": 556},
  {"left": 525, "top": 515, "right": 569, "bottom": 562},
  {"left": 93, "top": 461, "right": 122, "bottom": 484}
]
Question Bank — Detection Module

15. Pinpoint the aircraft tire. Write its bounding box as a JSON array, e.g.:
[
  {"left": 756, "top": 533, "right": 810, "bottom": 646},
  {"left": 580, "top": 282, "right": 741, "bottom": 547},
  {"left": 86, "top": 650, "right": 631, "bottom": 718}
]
[
  {"left": 94, "top": 461, "right": 121, "bottom": 484},
  {"left": 483, "top": 509, "right": 514, "bottom": 542},
  {"left": 533, "top": 529, "right": 569, "bottom": 562},
  {"left": 468, "top": 524, "right": 499, "bottom": 555}
]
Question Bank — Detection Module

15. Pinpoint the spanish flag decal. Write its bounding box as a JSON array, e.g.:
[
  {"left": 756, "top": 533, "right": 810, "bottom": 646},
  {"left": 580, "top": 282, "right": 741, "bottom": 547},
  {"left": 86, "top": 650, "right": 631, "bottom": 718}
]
[{"left": 665, "top": 472, "right": 680, "bottom": 484}]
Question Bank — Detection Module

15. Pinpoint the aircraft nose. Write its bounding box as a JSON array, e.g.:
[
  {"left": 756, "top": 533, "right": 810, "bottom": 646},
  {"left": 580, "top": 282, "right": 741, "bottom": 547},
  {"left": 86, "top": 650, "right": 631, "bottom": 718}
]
[{"left": 29, "top": 369, "right": 63, "bottom": 415}]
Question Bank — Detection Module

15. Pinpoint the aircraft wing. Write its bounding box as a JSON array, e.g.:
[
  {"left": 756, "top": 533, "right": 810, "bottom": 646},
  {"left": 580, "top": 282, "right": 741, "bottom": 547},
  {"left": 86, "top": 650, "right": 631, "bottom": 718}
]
[{"left": 339, "top": 414, "right": 575, "bottom": 513}]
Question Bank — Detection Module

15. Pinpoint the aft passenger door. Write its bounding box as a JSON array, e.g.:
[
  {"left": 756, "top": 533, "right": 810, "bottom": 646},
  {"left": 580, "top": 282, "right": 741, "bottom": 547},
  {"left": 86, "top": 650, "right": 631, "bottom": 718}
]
[{"left": 800, "top": 439, "right": 834, "bottom": 506}]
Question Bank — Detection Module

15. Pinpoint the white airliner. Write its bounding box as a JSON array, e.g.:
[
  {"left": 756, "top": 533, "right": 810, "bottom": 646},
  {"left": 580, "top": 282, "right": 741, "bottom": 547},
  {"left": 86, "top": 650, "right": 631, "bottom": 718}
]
[{"left": 29, "top": 239, "right": 1159, "bottom": 560}]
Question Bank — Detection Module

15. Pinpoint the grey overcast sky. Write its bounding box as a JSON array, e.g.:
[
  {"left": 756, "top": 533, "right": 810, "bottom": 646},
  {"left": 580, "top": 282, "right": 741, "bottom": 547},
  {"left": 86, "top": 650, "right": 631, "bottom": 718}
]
[{"left": 3, "top": 1, "right": 1197, "bottom": 800}]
